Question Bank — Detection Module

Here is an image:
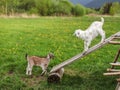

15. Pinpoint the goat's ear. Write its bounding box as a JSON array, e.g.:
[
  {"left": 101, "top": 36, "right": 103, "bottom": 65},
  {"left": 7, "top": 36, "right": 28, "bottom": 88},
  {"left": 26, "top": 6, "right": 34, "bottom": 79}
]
[{"left": 49, "top": 53, "right": 54, "bottom": 59}]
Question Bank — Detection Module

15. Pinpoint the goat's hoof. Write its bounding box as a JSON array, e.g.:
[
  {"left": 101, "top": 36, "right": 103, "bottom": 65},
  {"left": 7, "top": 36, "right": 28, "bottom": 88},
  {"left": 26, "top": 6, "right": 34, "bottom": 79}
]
[{"left": 82, "top": 51, "right": 87, "bottom": 55}]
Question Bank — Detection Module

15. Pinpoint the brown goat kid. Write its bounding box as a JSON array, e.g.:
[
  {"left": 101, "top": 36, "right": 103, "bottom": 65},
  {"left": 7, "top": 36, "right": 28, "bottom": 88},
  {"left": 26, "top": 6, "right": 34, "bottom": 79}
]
[{"left": 25, "top": 53, "right": 54, "bottom": 76}]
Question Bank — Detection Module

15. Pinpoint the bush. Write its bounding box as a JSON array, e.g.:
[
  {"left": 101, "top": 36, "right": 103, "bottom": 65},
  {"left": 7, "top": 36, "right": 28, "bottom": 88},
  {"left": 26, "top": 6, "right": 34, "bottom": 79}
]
[
  {"left": 35, "top": 0, "right": 50, "bottom": 16},
  {"left": 28, "top": 8, "right": 38, "bottom": 14},
  {"left": 18, "top": 0, "right": 36, "bottom": 11},
  {"left": 73, "top": 4, "right": 86, "bottom": 16},
  {"left": 86, "top": 8, "right": 96, "bottom": 14},
  {"left": 47, "top": 0, "right": 73, "bottom": 16},
  {"left": 110, "top": 2, "right": 120, "bottom": 15}
]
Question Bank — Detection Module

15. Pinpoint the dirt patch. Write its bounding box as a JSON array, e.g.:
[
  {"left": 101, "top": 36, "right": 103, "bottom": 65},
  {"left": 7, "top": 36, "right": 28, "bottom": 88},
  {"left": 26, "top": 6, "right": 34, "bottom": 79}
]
[{"left": 21, "top": 75, "right": 46, "bottom": 87}]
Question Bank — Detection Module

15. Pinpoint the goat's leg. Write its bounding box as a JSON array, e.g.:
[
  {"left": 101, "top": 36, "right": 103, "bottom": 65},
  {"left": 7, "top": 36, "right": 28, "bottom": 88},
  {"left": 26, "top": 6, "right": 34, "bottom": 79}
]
[
  {"left": 99, "top": 29, "right": 106, "bottom": 43},
  {"left": 84, "top": 41, "right": 91, "bottom": 51},
  {"left": 26, "top": 64, "right": 33, "bottom": 75},
  {"left": 26, "top": 63, "right": 30, "bottom": 75},
  {"left": 29, "top": 65, "right": 33, "bottom": 75},
  {"left": 84, "top": 41, "right": 88, "bottom": 52},
  {"left": 40, "top": 70, "right": 46, "bottom": 76},
  {"left": 101, "top": 31, "right": 106, "bottom": 43},
  {"left": 26, "top": 67, "right": 29, "bottom": 75},
  {"left": 40, "top": 65, "right": 47, "bottom": 76}
]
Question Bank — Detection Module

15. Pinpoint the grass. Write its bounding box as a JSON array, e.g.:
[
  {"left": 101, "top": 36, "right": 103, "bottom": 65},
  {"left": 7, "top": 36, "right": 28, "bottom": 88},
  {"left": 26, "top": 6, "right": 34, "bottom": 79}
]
[{"left": 0, "top": 16, "right": 120, "bottom": 90}]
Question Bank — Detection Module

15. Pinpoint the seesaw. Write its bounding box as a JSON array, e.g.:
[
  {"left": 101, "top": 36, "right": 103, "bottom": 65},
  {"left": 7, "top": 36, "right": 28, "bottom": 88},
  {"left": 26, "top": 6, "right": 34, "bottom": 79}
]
[{"left": 47, "top": 31, "right": 120, "bottom": 83}]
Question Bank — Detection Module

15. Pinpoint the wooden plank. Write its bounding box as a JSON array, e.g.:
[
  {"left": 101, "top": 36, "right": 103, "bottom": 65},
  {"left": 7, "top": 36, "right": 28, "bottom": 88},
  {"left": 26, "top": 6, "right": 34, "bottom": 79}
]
[
  {"left": 109, "top": 41, "right": 120, "bottom": 45},
  {"left": 111, "top": 49, "right": 120, "bottom": 69},
  {"left": 107, "top": 68, "right": 120, "bottom": 72},
  {"left": 115, "top": 82, "right": 120, "bottom": 90},
  {"left": 116, "top": 79, "right": 120, "bottom": 90},
  {"left": 50, "top": 32, "right": 120, "bottom": 73},
  {"left": 103, "top": 72, "right": 120, "bottom": 76},
  {"left": 110, "top": 62, "right": 120, "bottom": 66},
  {"left": 117, "top": 78, "right": 120, "bottom": 82},
  {"left": 113, "top": 37, "right": 120, "bottom": 39}
]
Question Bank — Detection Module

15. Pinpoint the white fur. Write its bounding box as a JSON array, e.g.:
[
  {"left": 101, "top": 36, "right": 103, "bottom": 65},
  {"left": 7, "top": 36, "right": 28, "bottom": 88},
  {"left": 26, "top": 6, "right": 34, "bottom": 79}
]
[{"left": 74, "top": 17, "right": 105, "bottom": 52}]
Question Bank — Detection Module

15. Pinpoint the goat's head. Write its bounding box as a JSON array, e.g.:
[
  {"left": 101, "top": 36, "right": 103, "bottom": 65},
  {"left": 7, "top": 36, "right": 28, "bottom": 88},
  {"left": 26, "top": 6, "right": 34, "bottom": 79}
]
[
  {"left": 73, "top": 29, "right": 83, "bottom": 38},
  {"left": 47, "top": 53, "right": 54, "bottom": 59}
]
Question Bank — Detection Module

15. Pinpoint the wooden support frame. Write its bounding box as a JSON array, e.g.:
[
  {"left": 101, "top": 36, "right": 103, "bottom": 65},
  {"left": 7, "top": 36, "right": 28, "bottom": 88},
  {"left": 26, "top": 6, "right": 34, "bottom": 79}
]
[{"left": 104, "top": 49, "right": 120, "bottom": 90}]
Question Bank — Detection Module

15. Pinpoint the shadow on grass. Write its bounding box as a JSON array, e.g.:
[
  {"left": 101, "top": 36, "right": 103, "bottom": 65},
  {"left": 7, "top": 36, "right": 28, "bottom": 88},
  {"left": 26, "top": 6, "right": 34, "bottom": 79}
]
[{"left": 46, "top": 71, "right": 117, "bottom": 90}]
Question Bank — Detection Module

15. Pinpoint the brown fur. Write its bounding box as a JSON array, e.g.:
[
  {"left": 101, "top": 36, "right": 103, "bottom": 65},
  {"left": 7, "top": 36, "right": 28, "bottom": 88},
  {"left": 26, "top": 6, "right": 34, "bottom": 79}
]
[{"left": 26, "top": 53, "right": 54, "bottom": 76}]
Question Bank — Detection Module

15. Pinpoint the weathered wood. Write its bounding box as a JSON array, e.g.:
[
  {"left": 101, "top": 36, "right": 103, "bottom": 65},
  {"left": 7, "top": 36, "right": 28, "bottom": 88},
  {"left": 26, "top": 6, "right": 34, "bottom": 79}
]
[
  {"left": 113, "top": 37, "right": 120, "bottom": 39},
  {"left": 115, "top": 82, "right": 120, "bottom": 90},
  {"left": 116, "top": 80, "right": 120, "bottom": 90},
  {"left": 117, "top": 78, "right": 120, "bottom": 82},
  {"left": 47, "top": 68, "right": 64, "bottom": 83},
  {"left": 109, "top": 41, "right": 120, "bottom": 45},
  {"left": 50, "top": 32, "right": 120, "bottom": 73},
  {"left": 111, "top": 49, "right": 120, "bottom": 69},
  {"left": 107, "top": 68, "right": 120, "bottom": 72},
  {"left": 103, "top": 72, "right": 120, "bottom": 76},
  {"left": 110, "top": 62, "right": 120, "bottom": 66}
]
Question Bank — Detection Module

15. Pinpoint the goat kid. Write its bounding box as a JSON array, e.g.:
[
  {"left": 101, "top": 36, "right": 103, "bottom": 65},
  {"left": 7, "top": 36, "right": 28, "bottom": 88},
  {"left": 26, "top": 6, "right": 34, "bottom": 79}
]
[
  {"left": 74, "top": 17, "right": 105, "bottom": 52},
  {"left": 25, "top": 53, "right": 54, "bottom": 76}
]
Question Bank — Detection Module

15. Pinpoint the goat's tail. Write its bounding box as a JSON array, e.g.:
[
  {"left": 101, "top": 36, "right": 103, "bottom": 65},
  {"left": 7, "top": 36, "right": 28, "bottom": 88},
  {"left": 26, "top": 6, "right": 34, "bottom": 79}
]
[
  {"left": 25, "top": 53, "right": 28, "bottom": 60},
  {"left": 101, "top": 17, "right": 104, "bottom": 23}
]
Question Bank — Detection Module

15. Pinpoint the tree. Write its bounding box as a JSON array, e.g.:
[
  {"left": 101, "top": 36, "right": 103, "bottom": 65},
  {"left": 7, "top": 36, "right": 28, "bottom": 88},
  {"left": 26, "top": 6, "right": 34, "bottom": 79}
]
[
  {"left": 54, "top": 0, "right": 73, "bottom": 16},
  {"left": 17, "top": 0, "right": 36, "bottom": 12},
  {"left": 0, "top": 0, "right": 19, "bottom": 15},
  {"left": 73, "top": 4, "right": 86, "bottom": 16},
  {"left": 35, "top": 0, "right": 52, "bottom": 16},
  {"left": 100, "top": 3, "right": 112, "bottom": 14},
  {"left": 110, "top": 2, "right": 120, "bottom": 15}
]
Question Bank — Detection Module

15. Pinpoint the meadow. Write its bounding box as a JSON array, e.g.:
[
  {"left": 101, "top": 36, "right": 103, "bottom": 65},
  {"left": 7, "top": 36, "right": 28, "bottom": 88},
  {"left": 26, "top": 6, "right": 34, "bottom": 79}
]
[{"left": 0, "top": 16, "right": 120, "bottom": 90}]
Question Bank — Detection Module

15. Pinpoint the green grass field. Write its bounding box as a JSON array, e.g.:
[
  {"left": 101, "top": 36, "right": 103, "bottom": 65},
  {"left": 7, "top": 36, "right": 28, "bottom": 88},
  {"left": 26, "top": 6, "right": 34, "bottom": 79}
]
[{"left": 0, "top": 16, "right": 120, "bottom": 90}]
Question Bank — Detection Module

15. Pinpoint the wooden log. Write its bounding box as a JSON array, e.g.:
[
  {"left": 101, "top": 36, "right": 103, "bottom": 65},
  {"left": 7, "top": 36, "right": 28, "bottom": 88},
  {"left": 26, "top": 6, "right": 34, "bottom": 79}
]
[
  {"left": 110, "top": 62, "right": 120, "bottom": 66},
  {"left": 47, "top": 68, "right": 64, "bottom": 83},
  {"left": 109, "top": 41, "right": 120, "bottom": 45},
  {"left": 107, "top": 68, "right": 120, "bottom": 72},
  {"left": 103, "top": 72, "right": 120, "bottom": 76},
  {"left": 50, "top": 32, "right": 120, "bottom": 73}
]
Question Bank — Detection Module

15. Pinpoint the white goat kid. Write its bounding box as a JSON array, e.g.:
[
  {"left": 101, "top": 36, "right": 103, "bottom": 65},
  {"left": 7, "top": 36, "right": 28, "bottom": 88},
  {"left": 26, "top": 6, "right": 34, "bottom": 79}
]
[
  {"left": 74, "top": 17, "right": 105, "bottom": 52},
  {"left": 26, "top": 53, "right": 54, "bottom": 76}
]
